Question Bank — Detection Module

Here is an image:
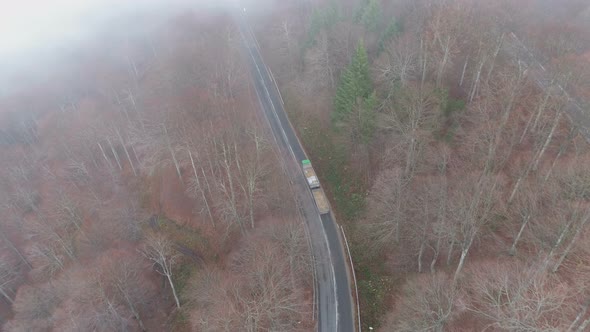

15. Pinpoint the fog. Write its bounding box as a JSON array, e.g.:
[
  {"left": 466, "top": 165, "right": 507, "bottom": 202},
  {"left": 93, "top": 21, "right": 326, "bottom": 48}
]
[{"left": 0, "top": 0, "right": 243, "bottom": 96}]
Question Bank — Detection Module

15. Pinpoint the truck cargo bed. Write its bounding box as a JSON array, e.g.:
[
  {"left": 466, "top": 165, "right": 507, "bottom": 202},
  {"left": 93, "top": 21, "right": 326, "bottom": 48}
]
[{"left": 312, "top": 188, "right": 330, "bottom": 214}]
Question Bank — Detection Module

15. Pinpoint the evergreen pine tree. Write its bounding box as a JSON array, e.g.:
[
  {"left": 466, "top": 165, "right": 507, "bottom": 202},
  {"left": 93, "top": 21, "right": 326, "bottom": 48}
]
[
  {"left": 361, "top": 0, "right": 381, "bottom": 32},
  {"left": 333, "top": 42, "right": 376, "bottom": 144},
  {"left": 334, "top": 42, "right": 371, "bottom": 123}
]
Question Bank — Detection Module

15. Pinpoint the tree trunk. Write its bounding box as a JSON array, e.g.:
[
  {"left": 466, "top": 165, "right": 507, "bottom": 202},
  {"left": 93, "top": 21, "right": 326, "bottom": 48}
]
[
  {"left": 532, "top": 111, "right": 561, "bottom": 171},
  {"left": 0, "top": 287, "right": 13, "bottom": 304},
  {"left": 520, "top": 91, "right": 551, "bottom": 143},
  {"left": 544, "top": 127, "right": 576, "bottom": 182},
  {"left": 221, "top": 142, "right": 239, "bottom": 226},
  {"left": 418, "top": 242, "right": 425, "bottom": 273},
  {"left": 188, "top": 149, "right": 214, "bottom": 225},
  {"left": 119, "top": 286, "right": 146, "bottom": 332},
  {"left": 459, "top": 55, "right": 469, "bottom": 87},
  {"left": 577, "top": 319, "right": 590, "bottom": 332},
  {"left": 431, "top": 236, "right": 441, "bottom": 274},
  {"left": 531, "top": 89, "right": 552, "bottom": 132},
  {"left": 420, "top": 37, "right": 428, "bottom": 91},
  {"left": 436, "top": 37, "right": 451, "bottom": 88},
  {"left": 486, "top": 69, "right": 524, "bottom": 171},
  {"left": 553, "top": 212, "right": 590, "bottom": 272},
  {"left": 405, "top": 134, "right": 416, "bottom": 177},
  {"left": 510, "top": 214, "right": 530, "bottom": 255},
  {"left": 567, "top": 302, "right": 589, "bottom": 332},
  {"left": 89, "top": 147, "right": 100, "bottom": 169},
  {"left": 453, "top": 246, "right": 470, "bottom": 283},
  {"left": 107, "top": 137, "right": 122, "bottom": 170},
  {"left": 545, "top": 212, "right": 577, "bottom": 268},
  {"left": 163, "top": 125, "right": 182, "bottom": 182},
  {"left": 395, "top": 182, "right": 403, "bottom": 243},
  {"left": 114, "top": 90, "right": 132, "bottom": 123},
  {"left": 484, "top": 33, "right": 505, "bottom": 87},
  {"left": 248, "top": 192, "right": 255, "bottom": 229},
  {"left": 234, "top": 143, "right": 242, "bottom": 176},
  {"left": 98, "top": 142, "right": 113, "bottom": 169},
  {"left": 200, "top": 164, "right": 212, "bottom": 196},
  {"left": 127, "top": 90, "right": 145, "bottom": 134},
  {"left": 469, "top": 57, "right": 486, "bottom": 103},
  {"left": 131, "top": 145, "right": 141, "bottom": 170},
  {"left": 166, "top": 274, "right": 181, "bottom": 308},
  {"left": 519, "top": 112, "right": 535, "bottom": 143},
  {"left": 446, "top": 238, "right": 455, "bottom": 266},
  {"left": 0, "top": 232, "right": 32, "bottom": 269},
  {"left": 116, "top": 128, "right": 137, "bottom": 176},
  {"left": 508, "top": 174, "right": 526, "bottom": 205}
]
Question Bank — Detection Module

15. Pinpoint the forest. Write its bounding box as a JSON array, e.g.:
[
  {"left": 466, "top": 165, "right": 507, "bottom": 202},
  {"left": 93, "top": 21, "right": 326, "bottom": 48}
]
[
  {"left": 252, "top": 0, "right": 590, "bottom": 330},
  {"left": 1, "top": 0, "right": 590, "bottom": 331},
  {"left": 0, "top": 5, "right": 313, "bottom": 332}
]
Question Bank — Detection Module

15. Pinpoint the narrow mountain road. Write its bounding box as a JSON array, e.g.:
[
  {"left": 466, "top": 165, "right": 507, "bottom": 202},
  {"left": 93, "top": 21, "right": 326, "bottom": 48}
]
[{"left": 235, "top": 11, "right": 356, "bottom": 332}]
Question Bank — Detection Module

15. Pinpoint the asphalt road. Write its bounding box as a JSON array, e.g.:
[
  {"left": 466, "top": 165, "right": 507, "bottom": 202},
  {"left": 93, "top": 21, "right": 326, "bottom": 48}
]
[{"left": 236, "top": 13, "right": 356, "bottom": 332}]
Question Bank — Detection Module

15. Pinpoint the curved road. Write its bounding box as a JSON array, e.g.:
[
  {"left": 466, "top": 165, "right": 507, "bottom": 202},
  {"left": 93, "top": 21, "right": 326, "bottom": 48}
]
[{"left": 236, "top": 12, "right": 356, "bottom": 332}]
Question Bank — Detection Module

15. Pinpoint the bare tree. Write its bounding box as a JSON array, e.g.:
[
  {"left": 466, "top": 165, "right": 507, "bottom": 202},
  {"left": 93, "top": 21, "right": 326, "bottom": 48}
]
[
  {"left": 508, "top": 86, "right": 568, "bottom": 204},
  {"left": 384, "top": 273, "right": 456, "bottom": 332},
  {"left": 411, "top": 175, "right": 450, "bottom": 274},
  {"left": 186, "top": 220, "right": 310, "bottom": 331},
  {"left": 485, "top": 62, "right": 529, "bottom": 172},
  {"left": 543, "top": 126, "right": 577, "bottom": 182},
  {"left": 426, "top": 0, "right": 467, "bottom": 88},
  {"left": 305, "top": 31, "right": 336, "bottom": 88},
  {"left": 234, "top": 243, "right": 307, "bottom": 330},
  {"left": 218, "top": 26, "right": 244, "bottom": 100},
  {"left": 99, "top": 252, "right": 155, "bottom": 332},
  {"left": 141, "top": 233, "right": 181, "bottom": 308},
  {"left": 468, "top": 262, "right": 574, "bottom": 331},
  {"left": 380, "top": 84, "right": 439, "bottom": 179},
  {"left": 238, "top": 130, "right": 268, "bottom": 229},
  {"left": 0, "top": 255, "right": 18, "bottom": 304},
  {"left": 25, "top": 210, "right": 79, "bottom": 279},
  {"left": 186, "top": 146, "right": 214, "bottom": 225},
  {"left": 374, "top": 35, "right": 418, "bottom": 91},
  {"left": 508, "top": 179, "right": 546, "bottom": 255},
  {"left": 215, "top": 139, "right": 242, "bottom": 229},
  {"left": 449, "top": 174, "right": 499, "bottom": 283},
  {"left": 66, "top": 269, "right": 131, "bottom": 332},
  {"left": 115, "top": 126, "right": 137, "bottom": 176},
  {"left": 270, "top": 220, "right": 314, "bottom": 290},
  {"left": 163, "top": 124, "right": 182, "bottom": 182},
  {"left": 106, "top": 136, "right": 123, "bottom": 171},
  {"left": 552, "top": 207, "right": 590, "bottom": 273},
  {"left": 0, "top": 227, "right": 31, "bottom": 269},
  {"left": 7, "top": 282, "right": 63, "bottom": 331},
  {"left": 363, "top": 168, "right": 408, "bottom": 250},
  {"left": 52, "top": 193, "right": 83, "bottom": 233}
]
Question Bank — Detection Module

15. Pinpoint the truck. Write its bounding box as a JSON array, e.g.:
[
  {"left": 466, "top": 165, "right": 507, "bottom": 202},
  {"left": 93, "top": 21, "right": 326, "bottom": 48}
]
[
  {"left": 302, "top": 159, "right": 320, "bottom": 188},
  {"left": 312, "top": 188, "right": 330, "bottom": 214},
  {"left": 302, "top": 160, "right": 330, "bottom": 214}
]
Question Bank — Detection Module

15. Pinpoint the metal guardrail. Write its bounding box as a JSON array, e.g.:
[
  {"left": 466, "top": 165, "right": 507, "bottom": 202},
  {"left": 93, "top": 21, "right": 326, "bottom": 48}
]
[{"left": 340, "top": 225, "right": 362, "bottom": 332}]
